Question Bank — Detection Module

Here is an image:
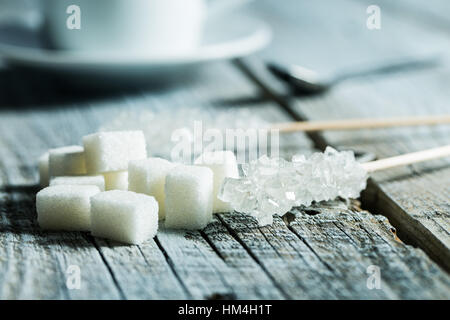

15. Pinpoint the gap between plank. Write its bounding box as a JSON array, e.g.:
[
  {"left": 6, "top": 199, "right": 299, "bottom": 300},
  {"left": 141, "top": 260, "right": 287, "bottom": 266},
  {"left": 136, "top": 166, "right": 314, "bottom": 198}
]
[
  {"left": 361, "top": 180, "right": 450, "bottom": 273},
  {"left": 87, "top": 235, "right": 127, "bottom": 299},
  {"left": 153, "top": 236, "right": 194, "bottom": 299},
  {"left": 198, "top": 230, "right": 226, "bottom": 261}
]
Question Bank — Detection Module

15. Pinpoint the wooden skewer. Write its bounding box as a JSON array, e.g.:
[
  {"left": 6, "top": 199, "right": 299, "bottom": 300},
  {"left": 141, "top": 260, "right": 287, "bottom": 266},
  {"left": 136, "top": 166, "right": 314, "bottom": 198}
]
[
  {"left": 271, "top": 115, "right": 450, "bottom": 133},
  {"left": 361, "top": 145, "right": 450, "bottom": 173}
]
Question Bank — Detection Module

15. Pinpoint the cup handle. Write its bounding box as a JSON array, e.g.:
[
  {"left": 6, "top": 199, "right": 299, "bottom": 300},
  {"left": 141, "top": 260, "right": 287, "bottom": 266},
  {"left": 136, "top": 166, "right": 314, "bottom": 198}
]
[{"left": 207, "top": 0, "right": 253, "bottom": 19}]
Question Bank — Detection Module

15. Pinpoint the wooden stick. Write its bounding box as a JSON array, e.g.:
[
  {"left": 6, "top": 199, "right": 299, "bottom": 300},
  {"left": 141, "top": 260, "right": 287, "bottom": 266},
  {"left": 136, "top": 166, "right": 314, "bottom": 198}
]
[
  {"left": 271, "top": 115, "right": 450, "bottom": 133},
  {"left": 361, "top": 145, "right": 450, "bottom": 173}
]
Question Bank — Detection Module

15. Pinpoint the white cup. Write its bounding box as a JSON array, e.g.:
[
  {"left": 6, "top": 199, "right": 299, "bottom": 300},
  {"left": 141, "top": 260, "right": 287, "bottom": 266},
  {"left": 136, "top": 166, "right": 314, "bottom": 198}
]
[{"left": 43, "top": 0, "right": 209, "bottom": 54}]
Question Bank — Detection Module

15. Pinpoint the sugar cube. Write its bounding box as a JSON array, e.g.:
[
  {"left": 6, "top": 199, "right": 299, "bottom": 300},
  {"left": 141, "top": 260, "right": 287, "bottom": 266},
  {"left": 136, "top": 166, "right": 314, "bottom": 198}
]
[
  {"left": 195, "top": 150, "right": 239, "bottom": 213},
  {"left": 103, "top": 171, "right": 128, "bottom": 190},
  {"left": 49, "top": 146, "right": 86, "bottom": 176},
  {"left": 36, "top": 185, "right": 101, "bottom": 231},
  {"left": 128, "top": 157, "right": 177, "bottom": 220},
  {"left": 83, "top": 131, "right": 147, "bottom": 173},
  {"left": 38, "top": 152, "right": 50, "bottom": 187},
  {"left": 90, "top": 190, "right": 159, "bottom": 244},
  {"left": 50, "top": 175, "right": 105, "bottom": 191},
  {"left": 165, "top": 165, "right": 213, "bottom": 230}
]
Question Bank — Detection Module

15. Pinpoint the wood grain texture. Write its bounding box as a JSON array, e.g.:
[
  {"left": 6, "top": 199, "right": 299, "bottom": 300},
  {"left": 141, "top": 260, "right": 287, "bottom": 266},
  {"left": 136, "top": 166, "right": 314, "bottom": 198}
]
[
  {"left": 157, "top": 222, "right": 286, "bottom": 299},
  {"left": 241, "top": 0, "right": 450, "bottom": 272},
  {"left": 0, "top": 125, "right": 122, "bottom": 299},
  {"left": 1, "top": 0, "right": 450, "bottom": 299},
  {"left": 0, "top": 61, "right": 310, "bottom": 299},
  {"left": 0, "top": 190, "right": 122, "bottom": 299},
  {"left": 91, "top": 237, "right": 189, "bottom": 300},
  {"left": 288, "top": 203, "right": 450, "bottom": 299},
  {"left": 219, "top": 202, "right": 450, "bottom": 299}
]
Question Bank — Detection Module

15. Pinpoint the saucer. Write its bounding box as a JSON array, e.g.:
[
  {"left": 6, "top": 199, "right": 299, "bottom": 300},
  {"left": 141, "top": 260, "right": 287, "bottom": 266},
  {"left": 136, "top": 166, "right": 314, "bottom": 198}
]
[{"left": 0, "top": 13, "right": 271, "bottom": 77}]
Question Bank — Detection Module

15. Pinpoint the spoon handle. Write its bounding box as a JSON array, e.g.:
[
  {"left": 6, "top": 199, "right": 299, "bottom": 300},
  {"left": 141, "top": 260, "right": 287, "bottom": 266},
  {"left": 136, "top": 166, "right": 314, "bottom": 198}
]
[{"left": 332, "top": 55, "right": 441, "bottom": 83}]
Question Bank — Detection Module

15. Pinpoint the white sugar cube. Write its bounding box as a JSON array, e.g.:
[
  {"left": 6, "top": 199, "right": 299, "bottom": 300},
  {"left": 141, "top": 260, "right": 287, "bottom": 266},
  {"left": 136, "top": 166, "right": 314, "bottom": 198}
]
[
  {"left": 165, "top": 165, "right": 213, "bottom": 230},
  {"left": 128, "top": 157, "right": 177, "bottom": 220},
  {"left": 49, "top": 146, "right": 86, "bottom": 176},
  {"left": 103, "top": 171, "right": 128, "bottom": 190},
  {"left": 50, "top": 175, "right": 105, "bottom": 191},
  {"left": 90, "top": 190, "right": 159, "bottom": 244},
  {"left": 38, "top": 152, "right": 50, "bottom": 187},
  {"left": 195, "top": 150, "right": 239, "bottom": 213},
  {"left": 36, "top": 185, "right": 101, "bottom": 231},
  {"left": 83, "top": 131, "right": 147, "bottom": 173}
]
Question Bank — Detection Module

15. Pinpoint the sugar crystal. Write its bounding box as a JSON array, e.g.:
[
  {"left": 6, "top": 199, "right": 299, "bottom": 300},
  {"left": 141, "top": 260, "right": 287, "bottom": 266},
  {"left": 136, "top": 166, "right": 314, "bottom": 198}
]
[{"left": 219, "top": 147, "right": 368, "bottom": 226}]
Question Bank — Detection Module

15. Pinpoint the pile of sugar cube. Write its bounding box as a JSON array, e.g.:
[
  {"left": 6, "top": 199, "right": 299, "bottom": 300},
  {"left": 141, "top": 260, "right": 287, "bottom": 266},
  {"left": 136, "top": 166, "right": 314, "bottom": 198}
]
[{"left": 37, "top": 130, "right": 239, "bottom": 244}]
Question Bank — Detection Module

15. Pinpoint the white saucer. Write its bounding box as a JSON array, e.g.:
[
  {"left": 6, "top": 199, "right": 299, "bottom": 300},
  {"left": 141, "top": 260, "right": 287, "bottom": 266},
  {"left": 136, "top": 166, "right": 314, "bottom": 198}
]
[{"left": 0, "top": 13, "right": 271, "bottom": 77}]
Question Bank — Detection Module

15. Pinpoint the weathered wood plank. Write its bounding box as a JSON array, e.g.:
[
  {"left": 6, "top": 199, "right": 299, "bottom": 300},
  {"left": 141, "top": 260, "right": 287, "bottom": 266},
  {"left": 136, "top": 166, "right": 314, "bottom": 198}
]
[
  {"left": 0, "top": 79, "right": 128, "bottom": 298},
  {"left": 219, "top": 203, "right": 450, "bottom": 299},
  {"left": 0, "top": 85, "right": 191, "bottom": 299},
  {"left": 85, "top": 63, "right": 310, "bottom": 299},
  {"left": 239, "top": 0, "right": 450, "bottom": 272},
  {"left": 2, "top": 60, "right": 449, "bottom": 299},
  {"left": 354, "top": 207, "right": 450, "bottom": 297},
  {"left": 91, "top": 237, "right": 189, "bottom": 300},
  {"left": 133, "top": 63, "right": 311, "bottom": 299},
  {"left": 288, "top": 203, "right": 450, "bottom": 299},
  {"left": 202, "top": 216, "right": 289, "bottom": 299},
  {"left": 157, "top": 221, "right": 287, "bottom": 299},
  {"left": 5, "top": 58, "right": 446, "bottom": 299},
  {"left": 1, "top": 1, "right": 449, "bottom": 299},
  {"left": 0, "top": 60, "right": 309, "bottom": 299},
  {"left": 0, "top": 127, "right": 122, "bottom": 299},
  {"left": 292, "top": 60, "right": 450, "bottom": 274},
  {"left": 218, "top": 211, "right": 355, "bottom": 299},
  {"left": 0, "top": 193, "right": 121, "bottom": 300}
]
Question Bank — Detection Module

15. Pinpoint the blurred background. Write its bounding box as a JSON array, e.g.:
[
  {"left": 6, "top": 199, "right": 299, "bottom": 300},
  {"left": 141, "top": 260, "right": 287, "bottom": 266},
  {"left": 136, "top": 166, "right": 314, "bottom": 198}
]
[
  {"left": 1, "top": 0, "right": 450, "bottom": 159},
  {"left": 1, "top": 0, "right": 449, "bottom": 88},
  {"left": 0, "top": 0, "right": 449, "bottom": 144}
]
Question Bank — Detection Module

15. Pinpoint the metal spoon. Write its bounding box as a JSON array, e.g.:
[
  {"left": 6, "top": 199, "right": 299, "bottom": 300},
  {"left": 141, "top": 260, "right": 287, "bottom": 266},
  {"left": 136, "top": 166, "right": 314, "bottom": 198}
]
[{"left": 267, "top": 55, "right": 442, "bottom": 95}]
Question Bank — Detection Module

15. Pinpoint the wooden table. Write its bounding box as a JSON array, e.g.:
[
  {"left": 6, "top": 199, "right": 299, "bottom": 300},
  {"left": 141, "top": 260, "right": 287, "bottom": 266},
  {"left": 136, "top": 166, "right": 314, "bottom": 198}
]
[{"left": 1, "top": 0, "right": 449, "bottom": 299}]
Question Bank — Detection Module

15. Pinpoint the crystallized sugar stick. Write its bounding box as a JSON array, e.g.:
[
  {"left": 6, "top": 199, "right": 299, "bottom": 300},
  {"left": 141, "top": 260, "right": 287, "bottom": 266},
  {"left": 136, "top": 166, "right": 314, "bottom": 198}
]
[
  {"left": 49, "top": 146, "right": 86, "bottom": 176},
  {"left": 50, "top": 175, "right": 105, "bottom": 191},
  {"left": 36, "top": 185, "right": 101, "bottom": 231},
  {"left": 219, "top": 147, "right": 367, "bottom": 226},
  {"left": 83, "top": 131, "right": 147, "bottom": 174},
  {"left": 103, "top": 171, "right": 128, "bottom": 190},
  {"left": 219, "top": 145, "right": 450, "bottom": 226},
  {"left": 90, "top": 190, "right": 159, "bottom": 244},
  {"left": 128, "top": 157, "right": 177, "bottom": 219},
  {"left": 165, "top": 165, "right": 213, "bottom": 230},
  {"left": 38, "top": 152, "right": 50, "bottom": 187},
  {"left": 194, "top": 150, "right": 239, "bottom": 213}
]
